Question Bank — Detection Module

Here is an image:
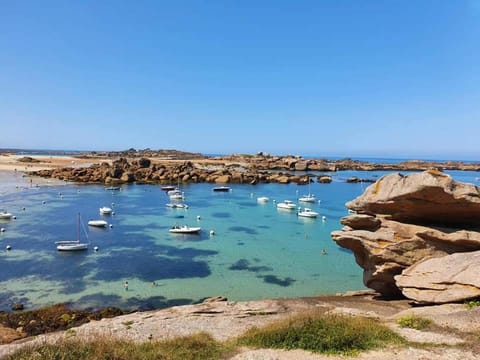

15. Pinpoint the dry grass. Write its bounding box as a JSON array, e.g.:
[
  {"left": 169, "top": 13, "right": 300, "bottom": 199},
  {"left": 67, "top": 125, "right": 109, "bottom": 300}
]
[{"left": 5, "top": 333, "right": 234, "bottom": 360}]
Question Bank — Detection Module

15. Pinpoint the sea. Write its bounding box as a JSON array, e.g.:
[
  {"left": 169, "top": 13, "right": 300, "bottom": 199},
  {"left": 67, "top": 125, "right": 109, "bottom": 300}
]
[{"left": 1, "top": 154, "right": 479, "bottom": 312}]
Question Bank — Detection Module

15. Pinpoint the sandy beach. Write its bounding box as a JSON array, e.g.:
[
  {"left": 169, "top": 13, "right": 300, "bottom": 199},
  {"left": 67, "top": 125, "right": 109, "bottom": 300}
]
[
  {"left": 0, "top": 153, "right": 100, "bottom": 173},
  {"left": 0, "top": 153, "right": 95, "bottom": 195}
]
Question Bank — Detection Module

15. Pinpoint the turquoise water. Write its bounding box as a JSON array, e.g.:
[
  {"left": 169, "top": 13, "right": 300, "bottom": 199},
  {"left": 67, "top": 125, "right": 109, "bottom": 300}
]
[{"left": 1, "top": 170, "right": 479, "bottom": 311}]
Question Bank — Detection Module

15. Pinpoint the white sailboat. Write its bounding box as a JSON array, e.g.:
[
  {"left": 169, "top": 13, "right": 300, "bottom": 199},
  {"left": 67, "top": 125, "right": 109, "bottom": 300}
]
[
  {"left": 299, "top": 179, "right": 316, "bottom": 203},
  {"left": 56, "top": 213, "right": 89, "bottom": 251}
]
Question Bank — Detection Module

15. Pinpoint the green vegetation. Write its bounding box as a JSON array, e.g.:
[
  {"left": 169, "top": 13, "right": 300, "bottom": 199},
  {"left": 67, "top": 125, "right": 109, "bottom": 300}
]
[
  {"left": 465, "top": 300, "right": 480, "bottom": 309},
  {"left": 123, "top": 320, "right": 134, "bottom": 329},
  {"left": 397, "top": 314, "right": 432, "bottom": 330},
  {"left": 236, "top": 312, "right": 404, "bottom": 356},
  {"left": 0, "top": 304, "right": 124, "bottom": 336},
  {"left": 5, "top": 333, "right": 233, "bottom": 360}
]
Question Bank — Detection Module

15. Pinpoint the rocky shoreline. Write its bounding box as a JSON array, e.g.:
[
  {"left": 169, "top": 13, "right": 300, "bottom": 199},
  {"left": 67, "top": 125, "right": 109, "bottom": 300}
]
[{"left": 24, "top": 150, "right": 480, "bottom": 185}]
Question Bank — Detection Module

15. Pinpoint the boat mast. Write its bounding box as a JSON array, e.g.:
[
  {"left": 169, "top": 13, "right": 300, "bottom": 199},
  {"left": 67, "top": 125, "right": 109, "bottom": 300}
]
[{"left": 77, "top": 213, "right": 80, "bottom": 242}]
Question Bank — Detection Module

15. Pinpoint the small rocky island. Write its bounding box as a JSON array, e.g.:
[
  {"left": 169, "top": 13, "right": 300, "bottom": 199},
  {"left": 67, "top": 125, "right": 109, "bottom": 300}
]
[
  {"left": 27, "top": 149, "right": 480, "bottom": 185},
  {"left": 332, "top": 170, "right": 480, "bottom": 303}
]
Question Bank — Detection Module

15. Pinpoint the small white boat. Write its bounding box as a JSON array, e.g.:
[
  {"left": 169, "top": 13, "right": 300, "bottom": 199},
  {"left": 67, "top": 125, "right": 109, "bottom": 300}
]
[
  {"left": 0, "top": 211, "right": 13, "bottom": 220},
  {"left": 88, "top": 220, "right": 108, "bottom": 227},
  {"left": 56, "top": 241, "right": 88, "bottom": 251},
  {"left": 169, "top": 225, "right": 201, "bottom": 234},
  {"left": 299, "top": 194, "right": 316, "bottom": 203},
  {"left": 161, "top": 185, "right": 177, "bottom": 191},
  {"left": 166, "top": 203, "right": 189, "bottom": 209},
  {"left": 257, "top": 196, "right": 269, "bottom": 203},
  {"left": 168, "top": 190, "right": 184, "bottom": 200},
  {"left": 277, "top": 200, "right": 297, "bottom": 210},
  {"left": 297, "top": 207, "right": 319, "bottom": 218},
  {"left": 99, "top": 207, "right": 113, "bottom": 215},
  {"left": 56, "top": 213, "right": 89, "bottom": 251},
  {"left": 105, "top": 186, "right": 120, "bottom": 191},
  {"left": 213, "top": 186, "right": 231, "bottom": 192}
]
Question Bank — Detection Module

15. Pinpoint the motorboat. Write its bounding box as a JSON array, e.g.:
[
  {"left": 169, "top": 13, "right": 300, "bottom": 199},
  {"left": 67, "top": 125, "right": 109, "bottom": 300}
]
[
  {"left": 298, "top": 194, "right": 316, "bottom": 203},
  {"left": 169, "top": 225, "right": 201, "bottom": 234},
  {"left": 213, "top": 186, "right": 231, "bottom": 192},
  {"left": 0, "top": 211, "right": 13, "bottom": 220},
  {"left": 105, "top": 186, "right": 120, "bottom": 191},
  {"left": 56, "top": 213, "right": 89, "bottom": 251},
  {"left": 88, "top": 219, "right": 108, "bottom": 227},
  {"left": 276, "top": 200, "right": 297, "bottom": 210},
  {"left": 166, "top": 203, "right": 189, "bottom": 209},
  {"left": 99, "top": 206, "right": 113, "bottom": 215},
  {"left": 161, "top": 185, "right": 176, "bottom": 191},
  {"left": 297, "top": 207, "right": 319, "bottom": 218},
  {"left": 257, "top": 196, "right": 269, "bottom": 203}
]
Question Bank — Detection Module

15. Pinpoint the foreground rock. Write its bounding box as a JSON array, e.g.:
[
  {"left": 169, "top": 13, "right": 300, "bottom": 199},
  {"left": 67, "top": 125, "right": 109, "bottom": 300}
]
[
  {"left": 395, "top": 251, "right": 480, "bottom": 304},
  {"left": 332, "top": 171, "right": 480, "bottom": 299},
  {"left": 1, "top": 294, "right": 479, "bottom": 360}
]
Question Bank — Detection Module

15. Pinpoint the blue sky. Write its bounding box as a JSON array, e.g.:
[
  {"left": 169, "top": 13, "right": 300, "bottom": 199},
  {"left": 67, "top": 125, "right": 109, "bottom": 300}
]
[{"left": 1, "top": 1, "right": 479, "bottom": 159}]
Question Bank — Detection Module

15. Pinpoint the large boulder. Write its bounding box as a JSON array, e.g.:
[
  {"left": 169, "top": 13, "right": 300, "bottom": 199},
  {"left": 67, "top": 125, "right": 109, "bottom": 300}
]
[
  {"left": 346, "top": 170, "right": 480, "bottom": 226},
  {"left": 332, "top": 171, "right": 480, "bottom": 298},
  {"left": 395, "top": 251, "right": 480, "bottom": 304}
]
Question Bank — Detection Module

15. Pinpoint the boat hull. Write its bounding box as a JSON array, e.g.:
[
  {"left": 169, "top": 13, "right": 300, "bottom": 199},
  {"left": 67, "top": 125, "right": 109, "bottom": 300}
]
[
  {"left": 169, "top": 226, "right": 201, "bottom": 234},
  {"left": 88, "top": 220, "right": 108, "bottom": 227}
]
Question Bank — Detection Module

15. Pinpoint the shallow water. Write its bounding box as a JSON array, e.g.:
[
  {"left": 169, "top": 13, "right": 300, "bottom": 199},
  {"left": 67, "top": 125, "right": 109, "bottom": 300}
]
[{"left": 1, "top": 169, "right": 479, "bottom": 311}]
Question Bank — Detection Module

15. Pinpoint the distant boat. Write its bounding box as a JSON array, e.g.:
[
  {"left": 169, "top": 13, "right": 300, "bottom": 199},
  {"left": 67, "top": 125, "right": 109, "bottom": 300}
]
[
  {"left": 169, "top": 225, "right": 201, "bottom": 234},
  {"left": 0, "top": 211, "right": 13, "bottom": 220},
  {"left": 88, "top": 219, "right": 108, "bottom": 227},
  {"left": 277, "top": 200, "right": 297, "bottom": 210},
  {"left": 213, "top": 186, "right": 231, "bottom": 192},
  {"left": 56, "top": 213, "right": 89, "bottom": 251},
  {"left": 257, "top": 196, "right": 269, "bottom": 203},
  {"left": 168, "top": 190, "right": 184, "bottom": 200},
  {"left": 298, "top": 194, "right": 316, "bottom": 203},
  {"left": 299, "top": 181, "right": 316, "bottom": 203},
  {"left": 166, "top": 203, "right": 189, "bottom": 209},
  {"left": 297, "top": 207, "right": 319, "bottom": 218},
  {"left": 161, "top": 185, "right": 176, "bottom": 191},
  {"left": 105, "top": 186, "right": 120, "bottom": 191},
  {"left": 99, "top": 206, "right": 113, "bottom": 215}
]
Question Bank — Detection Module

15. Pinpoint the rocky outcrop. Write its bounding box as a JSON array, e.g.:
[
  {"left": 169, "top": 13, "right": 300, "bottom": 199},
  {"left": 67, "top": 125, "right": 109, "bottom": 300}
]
[
  {"left": 394, "top": 251, "right": 480, "bottom": 304},
  {"left": 346, "top": 170, "right": 480, "bottom": 226},
  {"left": 332, "top": 171, "right": 480, "bottom": 300}
]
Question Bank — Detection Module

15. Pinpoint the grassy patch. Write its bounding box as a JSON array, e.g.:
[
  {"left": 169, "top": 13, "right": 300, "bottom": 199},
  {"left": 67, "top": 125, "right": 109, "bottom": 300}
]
[
  {"left": 465, "top": 300, "right": 480, "bottom": 309},
  {"left": 236, "top": 312, "right": 404, "bottom": 356},
  {"left": 397, "top": 314, "right": 432, "bottom": 330},
  {"left": 5, "top": 333, "right": 233, "bottom": 360}
]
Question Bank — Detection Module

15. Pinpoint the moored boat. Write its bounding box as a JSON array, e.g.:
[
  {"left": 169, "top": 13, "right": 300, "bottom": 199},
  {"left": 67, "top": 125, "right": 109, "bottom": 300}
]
[
  {"left": 213, "top": 186, "right": 231, "bottom": 192},
  {"left": 298, "top": 194, "right": 316, "bottom": 203},
  {"left": 88, "top": 219, "right": 108, "bottom": 227},
  {"left": 276, "top": 200, "right": 297, "bottom": 210},
  {"left": 99, "top": 207, "right": 113, "bottom": 215},
  {"left": 0, "top": 211, "right": 13, "bottom": 220},
  {"left": 166, "top": 203, "right": 189, "bottom": 209},
  {"left": 297, "top": 207, "right": 319, "bottom": 218},
  {"left": 56, "top": 213, "right": 89, "bottom": 251},
  {"left": 169, "top": 225, "right": 201, "bottom": 234}
]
